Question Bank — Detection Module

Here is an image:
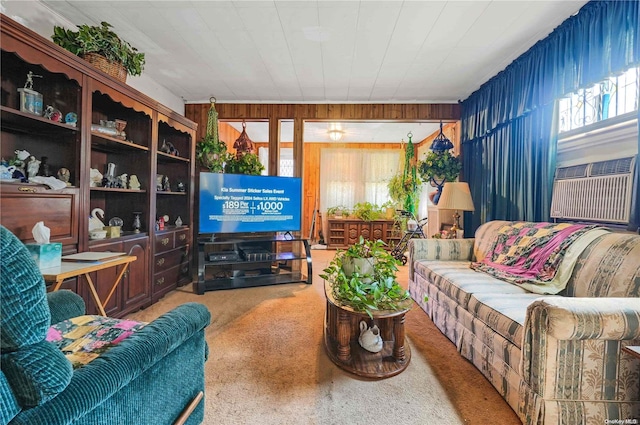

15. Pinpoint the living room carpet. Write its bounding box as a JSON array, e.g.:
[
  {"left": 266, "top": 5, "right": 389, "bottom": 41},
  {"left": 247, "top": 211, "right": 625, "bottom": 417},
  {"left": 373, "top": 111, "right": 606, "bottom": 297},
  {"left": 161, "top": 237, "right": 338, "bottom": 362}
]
[{"left": 128, "top": 250, "right": 520, "bottom": 425}]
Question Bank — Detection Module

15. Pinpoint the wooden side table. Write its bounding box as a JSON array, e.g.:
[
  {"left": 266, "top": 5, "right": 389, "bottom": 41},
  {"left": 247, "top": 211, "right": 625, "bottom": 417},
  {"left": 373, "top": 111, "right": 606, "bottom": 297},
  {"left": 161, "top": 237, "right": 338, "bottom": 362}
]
[{"left": 323, "top": 282, "right": 412, "bottom": 379}]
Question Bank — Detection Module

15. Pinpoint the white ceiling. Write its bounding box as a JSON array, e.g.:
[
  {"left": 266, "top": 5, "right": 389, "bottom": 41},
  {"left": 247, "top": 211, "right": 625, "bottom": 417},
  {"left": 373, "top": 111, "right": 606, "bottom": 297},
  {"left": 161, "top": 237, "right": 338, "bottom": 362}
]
[{"left": 3, "top": 1, "right": 588, "bottom": 142}]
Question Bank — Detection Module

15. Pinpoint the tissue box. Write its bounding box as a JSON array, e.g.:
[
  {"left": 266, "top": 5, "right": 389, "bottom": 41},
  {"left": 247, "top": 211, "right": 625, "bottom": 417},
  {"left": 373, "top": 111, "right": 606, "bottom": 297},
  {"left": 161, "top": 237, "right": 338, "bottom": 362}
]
[{"left": 26, "top": 243, "right": 62, "bottom": 269}]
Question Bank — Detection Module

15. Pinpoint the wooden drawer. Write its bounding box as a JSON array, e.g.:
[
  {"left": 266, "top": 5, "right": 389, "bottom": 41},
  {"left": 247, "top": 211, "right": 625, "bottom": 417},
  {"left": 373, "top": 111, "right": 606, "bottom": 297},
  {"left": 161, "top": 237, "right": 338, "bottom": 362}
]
[
  {"left": 153, "top": 265, "right": 182, "bottom": 291},
  {"left": 175, "top": 228, "right": 189, "bottom": 248},
  {"left": 0, "top": 185, "right": 79, "bottom": 246},
  {"left": 154, "top": 232, "right": 174, "bottom": 253},
  {"left": 154, "top": 246, "right": 188, "bottom": 273}
]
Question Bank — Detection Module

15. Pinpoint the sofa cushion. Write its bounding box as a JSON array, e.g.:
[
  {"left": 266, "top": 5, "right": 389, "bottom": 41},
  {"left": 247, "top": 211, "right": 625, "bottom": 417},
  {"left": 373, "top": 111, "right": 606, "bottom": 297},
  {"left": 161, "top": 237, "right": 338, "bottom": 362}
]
[
  {"left": 565, "top": 233, "right": 640, "bottom": 297},
  {"left": 0, "top": 226, "right": 73, "bottom": 407},
  {"left": 0, "top": 226, "right": 51, "bottom": 350},
  {"left": 413, "top": 260, "right": 530, "bottom": 309},
  {"left": 46, "top": 315, "right": 146, "bottom": 369},
  {"left": 467, "top": 293, "right": 556, "bottom": 348}
]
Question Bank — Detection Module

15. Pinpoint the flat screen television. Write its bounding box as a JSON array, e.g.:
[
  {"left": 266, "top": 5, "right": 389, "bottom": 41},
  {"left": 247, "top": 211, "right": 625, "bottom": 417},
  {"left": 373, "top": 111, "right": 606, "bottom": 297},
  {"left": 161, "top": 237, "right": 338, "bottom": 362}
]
[{"left": 199, "top": 173, "right": 302, "bottom": 234}]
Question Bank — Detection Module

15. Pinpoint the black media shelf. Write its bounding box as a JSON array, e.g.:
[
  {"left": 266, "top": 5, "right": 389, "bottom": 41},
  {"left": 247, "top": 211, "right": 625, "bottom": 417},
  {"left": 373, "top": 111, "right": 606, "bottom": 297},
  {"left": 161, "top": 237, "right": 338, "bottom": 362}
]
[{"left": 196, "top": 235, "right": 311, "bottom": 294}]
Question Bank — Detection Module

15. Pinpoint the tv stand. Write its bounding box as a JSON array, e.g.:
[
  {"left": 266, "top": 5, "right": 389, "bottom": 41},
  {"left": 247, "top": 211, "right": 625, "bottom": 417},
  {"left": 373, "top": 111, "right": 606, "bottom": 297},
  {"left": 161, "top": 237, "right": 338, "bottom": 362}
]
[{"left": 196, "top": 234, "right": 311, "bottom": 293}]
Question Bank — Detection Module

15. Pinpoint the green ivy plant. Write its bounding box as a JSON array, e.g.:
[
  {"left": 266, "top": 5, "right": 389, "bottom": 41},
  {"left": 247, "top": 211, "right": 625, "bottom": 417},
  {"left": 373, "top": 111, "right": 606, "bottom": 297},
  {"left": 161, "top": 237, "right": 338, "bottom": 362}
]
[
  {"left": 418, "top": 150, "right": 462, "bottom": 183},
  {"left": 320, "top": 237, "right": 410, "bottom": 318},
  {"left": 224, "top": 153, "right": 265, "bottom": 175},
  {"left": 52, "top": 22, "right": 145, "bottom": 76},
  {"left": 196, "top": 135, "right": 231, "bottom": 173}
]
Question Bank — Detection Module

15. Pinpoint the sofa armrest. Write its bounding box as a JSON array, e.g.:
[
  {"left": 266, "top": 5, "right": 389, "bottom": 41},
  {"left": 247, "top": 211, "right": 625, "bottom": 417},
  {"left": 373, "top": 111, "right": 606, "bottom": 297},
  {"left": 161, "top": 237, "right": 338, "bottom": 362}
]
[
  {"left": 522, "top": 297, "right": 640, "bottom": 400},
  {"left": 407, "top": 238, "right": 475, "bottom": 281},
  {"left": 13, "top": 302, "right": 211, "bottom": 425},
  {"left": 46, "top": 290, "right": 86, "bottom": 325}
]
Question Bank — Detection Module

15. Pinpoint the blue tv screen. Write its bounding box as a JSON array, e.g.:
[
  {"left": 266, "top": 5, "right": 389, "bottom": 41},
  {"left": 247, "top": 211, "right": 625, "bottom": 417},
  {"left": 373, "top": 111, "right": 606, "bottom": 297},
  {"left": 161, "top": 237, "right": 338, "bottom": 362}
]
[{"left": 199, "top": 173, "right": 302, "bottom": 234}]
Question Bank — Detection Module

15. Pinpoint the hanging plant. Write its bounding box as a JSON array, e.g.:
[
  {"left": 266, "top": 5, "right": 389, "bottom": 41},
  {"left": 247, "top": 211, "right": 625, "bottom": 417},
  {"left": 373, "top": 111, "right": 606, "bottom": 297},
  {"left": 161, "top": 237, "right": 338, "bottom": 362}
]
[
  {"left": 224, "top": 152, "right": 265, "bottom": 175},
  {"left": 418, "top": 150, "right": 462, "bottom": 183},
  {"left": 195, "top": 97, "right": 232, "bottom": 173}
]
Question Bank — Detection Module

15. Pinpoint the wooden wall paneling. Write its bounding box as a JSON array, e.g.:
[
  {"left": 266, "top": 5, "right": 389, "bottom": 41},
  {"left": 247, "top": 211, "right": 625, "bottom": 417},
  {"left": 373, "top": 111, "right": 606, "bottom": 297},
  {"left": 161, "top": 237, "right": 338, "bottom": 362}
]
[
  {"left": 185, "top": 102, "right": 461, "bottom": 242},
  {"left": 268, "top": 117, "right": 280, "bottom": 176}
]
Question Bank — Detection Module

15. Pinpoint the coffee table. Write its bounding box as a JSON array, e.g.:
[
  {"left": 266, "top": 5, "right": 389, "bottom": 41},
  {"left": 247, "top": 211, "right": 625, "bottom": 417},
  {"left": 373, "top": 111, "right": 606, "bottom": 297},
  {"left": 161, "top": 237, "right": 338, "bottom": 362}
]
[{"left": 323, "top": 282, "right": 412, "bottom": 379}]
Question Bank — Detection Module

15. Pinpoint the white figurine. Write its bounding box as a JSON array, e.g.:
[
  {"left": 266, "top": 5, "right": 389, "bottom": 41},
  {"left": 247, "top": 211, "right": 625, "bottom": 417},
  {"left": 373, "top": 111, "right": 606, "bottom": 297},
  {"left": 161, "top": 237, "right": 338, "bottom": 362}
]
[
  {"left": 128, "top": 174, "right": 141, "bottom": 190},
  {"left": 26, "top": 156, "right": 41, "bottom": 179},
  {"left": 118, "top": 173, "right": 128, "bottom": 189},
  {"left": 358, "top": 321, "right": 383, "bottom": 353},
  {"left": 89, "top": 168, "right": 103, "bottom": 187}
]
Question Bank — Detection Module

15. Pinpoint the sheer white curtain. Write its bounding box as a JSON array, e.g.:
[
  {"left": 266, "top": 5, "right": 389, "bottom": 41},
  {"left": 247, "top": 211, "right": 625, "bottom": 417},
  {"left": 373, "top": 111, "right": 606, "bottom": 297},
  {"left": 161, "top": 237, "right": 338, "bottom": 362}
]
[{"left": 320, "top": 148, "right": 400, "bottom": 212}]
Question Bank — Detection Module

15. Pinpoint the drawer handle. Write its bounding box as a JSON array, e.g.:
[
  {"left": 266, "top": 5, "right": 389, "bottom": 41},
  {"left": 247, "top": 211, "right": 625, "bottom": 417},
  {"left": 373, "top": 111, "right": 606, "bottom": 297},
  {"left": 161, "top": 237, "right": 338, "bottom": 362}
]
[
  {"left": 161, "top": 238, "right": 170, "bottom": 246},
  {"left": 18, "top": 187, "right": 36, "bottom": 193},
  {"left": 179, "top": 234, "right": 187, "bottom": 241},
  {"left": 156, "top": 277, "right": 165, "bottom": 285},
  {"left": 157, "top": 258, "right": 165, "bottom": 266}
]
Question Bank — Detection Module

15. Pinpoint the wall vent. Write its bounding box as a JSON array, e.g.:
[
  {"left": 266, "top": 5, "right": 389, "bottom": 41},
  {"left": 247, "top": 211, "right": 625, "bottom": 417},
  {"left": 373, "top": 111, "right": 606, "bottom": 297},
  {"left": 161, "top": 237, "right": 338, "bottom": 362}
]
[{"left": 550, "top": 157, "right": 636, "bottom": 224}]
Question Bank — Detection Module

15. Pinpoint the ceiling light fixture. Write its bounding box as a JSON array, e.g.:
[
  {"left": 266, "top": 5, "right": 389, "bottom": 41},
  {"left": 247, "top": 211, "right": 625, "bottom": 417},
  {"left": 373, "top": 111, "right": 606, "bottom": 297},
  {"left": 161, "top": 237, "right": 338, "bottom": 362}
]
[{"left": 327, "top": 123, "right": 344, "bottom": 142}]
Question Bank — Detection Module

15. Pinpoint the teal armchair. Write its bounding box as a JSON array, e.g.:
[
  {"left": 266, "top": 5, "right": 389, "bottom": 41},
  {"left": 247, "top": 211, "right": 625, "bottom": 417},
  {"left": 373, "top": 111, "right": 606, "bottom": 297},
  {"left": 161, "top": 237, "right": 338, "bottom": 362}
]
[{"left": 0, "top": 226, "right": 211, "bottom": 425}]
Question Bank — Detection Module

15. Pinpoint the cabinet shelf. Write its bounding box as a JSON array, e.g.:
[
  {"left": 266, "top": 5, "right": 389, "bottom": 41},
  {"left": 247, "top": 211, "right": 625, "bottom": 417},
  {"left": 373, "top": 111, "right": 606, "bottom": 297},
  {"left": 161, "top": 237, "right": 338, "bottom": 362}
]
[
  {"left": 91, "top": 132, "right": 150, "bottom": 152},
  {"left": 90, "top": 187, "right": 147, "bottom": 194},
  {"left": 157, "top": 151, "right": 190, "bottom": 163},
  {"left": 157, "top": 191, "right": 187, "bottom": 195},
  {"left": 199, "top": 272, "right": 306, "bottom": 291},
  {"left": 1, "top": 106, "right": 79, "bottom": 135}
]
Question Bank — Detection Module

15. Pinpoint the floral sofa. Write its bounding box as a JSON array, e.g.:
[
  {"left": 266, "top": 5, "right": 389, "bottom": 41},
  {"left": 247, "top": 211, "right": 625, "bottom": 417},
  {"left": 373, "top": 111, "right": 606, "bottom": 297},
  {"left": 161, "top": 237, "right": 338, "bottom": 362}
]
[
  {"left": 408, "top": 220, "right": 640, "bottom": 425},
  {"left": 0, "top": 225, "right": 211, "bottom": 425}
]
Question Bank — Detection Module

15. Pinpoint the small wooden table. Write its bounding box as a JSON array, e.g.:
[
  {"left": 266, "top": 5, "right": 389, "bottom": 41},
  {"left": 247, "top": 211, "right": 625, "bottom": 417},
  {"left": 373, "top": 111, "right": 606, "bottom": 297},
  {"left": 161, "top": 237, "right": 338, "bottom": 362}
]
[
  {"left": 323, "top": 282, "right": 412, "bottom": 379},
  {"left": 40, "top": 255, "right": 136, "bottom": 316}
]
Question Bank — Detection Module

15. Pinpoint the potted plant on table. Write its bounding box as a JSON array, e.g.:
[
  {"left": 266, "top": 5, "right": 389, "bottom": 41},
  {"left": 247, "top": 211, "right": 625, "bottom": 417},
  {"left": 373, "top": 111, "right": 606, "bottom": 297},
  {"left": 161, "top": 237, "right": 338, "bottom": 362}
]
[
  {"left": 320, "top": 237, "right": 410, "bottom": 318},
  {"left": 52, "top": 22, "right": 145, "bottom": 82}
]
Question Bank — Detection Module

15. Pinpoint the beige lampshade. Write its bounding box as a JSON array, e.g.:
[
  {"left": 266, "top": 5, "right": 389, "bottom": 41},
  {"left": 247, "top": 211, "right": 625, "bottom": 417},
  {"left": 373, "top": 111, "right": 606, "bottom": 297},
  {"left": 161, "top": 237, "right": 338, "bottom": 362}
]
[{"left": 437, "top": 182, "right": 475, "bottom": 211}]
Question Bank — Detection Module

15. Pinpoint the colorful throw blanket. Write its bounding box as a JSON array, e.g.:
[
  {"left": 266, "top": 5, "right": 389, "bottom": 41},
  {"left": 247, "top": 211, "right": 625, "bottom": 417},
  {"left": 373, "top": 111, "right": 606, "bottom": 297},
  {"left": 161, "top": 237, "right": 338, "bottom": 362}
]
[
  {"left": 470, "top": 222, "right": 601, "bottom": 285},
  {"left": 47, "top": 315, "right": 146, "bottom": 369}
]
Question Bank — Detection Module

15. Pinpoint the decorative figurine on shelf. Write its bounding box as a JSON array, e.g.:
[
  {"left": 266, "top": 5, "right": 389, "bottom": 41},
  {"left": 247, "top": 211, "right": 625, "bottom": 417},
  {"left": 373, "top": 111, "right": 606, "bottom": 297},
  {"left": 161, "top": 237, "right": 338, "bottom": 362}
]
[
  {"left": 89, "top": 208, "right": 106, "bottom": 231},
  {"left": 89, "top": 168, "right": 102, "bottom": 187},
  {"left": 64, "top": 112, "right": 78, "bottom": 127},
  {"left": 44, "top": 105, "right": 63, "bottom": 122},
  {"left": 175, "top": 216, "right": 183, "bottom": 227},
  {"left": 102, "top": 162, "right": 123, "bottom": 188},
  {"left": 38, "top": 156, "right": 51, "bottom": 177},
  {"left": 57, "top": 168, "right": 71, "bottom": 186},
  {"left": 128, "top": 174, "right": 141, "bottom": 190},
  {"left": 176, "top": 181, "right": 185, "bottom": 192},
  {"left": 156, "top": 174, "right": 163, "bottom": 191},
  {"left": 26, "top": 156, "right": 41, "bottom": 180},
  {"left": 13, "top": 149, "right": 30, "bottom": 177},
  {"left": 117, "top": 173, "right": 128, "bottom": 189},
  {"left": 160, "top": 139, "right": 179, "bottom": 156},
  {"left": 17, "top": 71, "right": 43, "bottom": 116},
  {"left": 156, "top": 216, "right": 165, "bottom": 231},
  {"left": 161, "top": 175, "right": 170, "bottom": 192},
  {"left": 132, "top": 212, "right": 142, "bottom": 233}
]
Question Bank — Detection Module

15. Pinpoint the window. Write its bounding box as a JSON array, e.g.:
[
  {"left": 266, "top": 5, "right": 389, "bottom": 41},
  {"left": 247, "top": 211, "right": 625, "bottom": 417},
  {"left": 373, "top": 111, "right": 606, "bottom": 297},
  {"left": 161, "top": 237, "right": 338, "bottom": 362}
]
[
  {"left": 258, "top": 147, "right": 294, "bottom": 176},
  {"left": 558, "top": 66, "right": 639, "bottom": 133},
  {"left": 319, "top": 149, "right": 400, "bottom": 212}
]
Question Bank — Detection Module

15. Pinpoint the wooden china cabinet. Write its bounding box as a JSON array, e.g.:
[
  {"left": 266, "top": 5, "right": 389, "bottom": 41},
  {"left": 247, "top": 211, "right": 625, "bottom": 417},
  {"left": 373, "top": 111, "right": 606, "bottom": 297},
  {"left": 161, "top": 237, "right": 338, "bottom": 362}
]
[{"left": 0, "top": 14, "right": 196, "bottom": 317}]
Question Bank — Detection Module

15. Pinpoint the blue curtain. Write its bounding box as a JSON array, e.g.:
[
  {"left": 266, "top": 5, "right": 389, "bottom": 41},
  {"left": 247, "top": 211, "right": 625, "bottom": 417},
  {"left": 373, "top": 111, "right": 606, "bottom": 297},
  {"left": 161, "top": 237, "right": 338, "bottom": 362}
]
[{"left": 461, "top": 0, "right": 640, "bottom": 234}]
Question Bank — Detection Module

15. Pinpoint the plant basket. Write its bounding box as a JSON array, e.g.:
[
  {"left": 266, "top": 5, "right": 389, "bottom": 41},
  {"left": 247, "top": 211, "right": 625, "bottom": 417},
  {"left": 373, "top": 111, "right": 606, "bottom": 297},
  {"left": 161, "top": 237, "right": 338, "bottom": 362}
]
[{"left": 81, "top": 53, "right": 127, "bottom": 82}]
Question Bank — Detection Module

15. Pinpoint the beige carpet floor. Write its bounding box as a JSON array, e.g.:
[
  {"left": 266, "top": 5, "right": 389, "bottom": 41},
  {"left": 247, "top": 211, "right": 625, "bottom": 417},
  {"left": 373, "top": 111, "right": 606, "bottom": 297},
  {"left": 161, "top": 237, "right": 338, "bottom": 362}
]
[{"left": 128, "top": 250, "right": 521, "bottom": 425}]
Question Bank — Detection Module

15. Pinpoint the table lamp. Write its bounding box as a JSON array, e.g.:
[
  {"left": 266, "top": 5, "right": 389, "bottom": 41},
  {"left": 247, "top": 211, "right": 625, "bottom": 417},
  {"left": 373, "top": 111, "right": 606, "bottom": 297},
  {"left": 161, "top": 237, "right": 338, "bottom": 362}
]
[{"left": 437, "top": 182, "right": 475, "bottom": 233}]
